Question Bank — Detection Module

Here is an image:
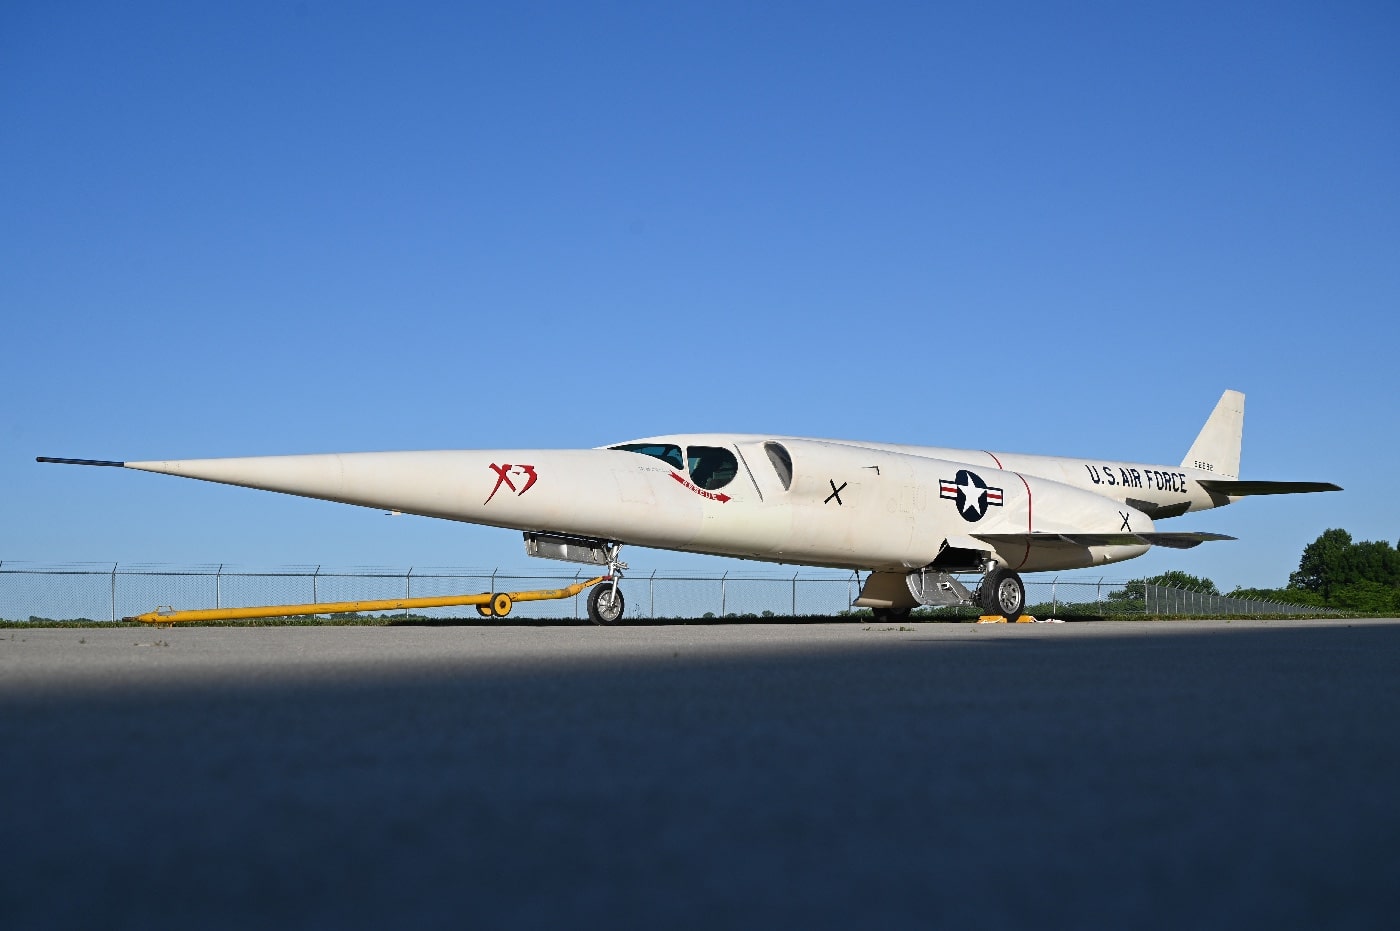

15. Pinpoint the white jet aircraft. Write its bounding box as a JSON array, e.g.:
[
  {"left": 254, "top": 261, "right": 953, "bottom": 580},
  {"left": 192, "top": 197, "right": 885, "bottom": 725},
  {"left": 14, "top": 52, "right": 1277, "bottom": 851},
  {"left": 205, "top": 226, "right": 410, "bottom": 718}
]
[{"left": 40, "top": 390, "right": 1338, "bottom": 623}]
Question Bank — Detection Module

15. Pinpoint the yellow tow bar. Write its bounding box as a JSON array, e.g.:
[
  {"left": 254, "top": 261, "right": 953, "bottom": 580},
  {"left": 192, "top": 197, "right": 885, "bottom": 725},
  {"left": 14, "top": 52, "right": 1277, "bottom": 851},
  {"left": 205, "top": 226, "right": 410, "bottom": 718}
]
[{"left": 124, "top": 576, "right": 611, "bottom": 624}]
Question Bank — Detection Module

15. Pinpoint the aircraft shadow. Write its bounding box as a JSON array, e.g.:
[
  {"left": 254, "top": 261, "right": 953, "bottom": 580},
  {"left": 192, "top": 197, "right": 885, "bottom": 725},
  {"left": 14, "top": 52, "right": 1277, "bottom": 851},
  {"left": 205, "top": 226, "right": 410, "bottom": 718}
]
[{"left": 2, "top": 623, "right": 1398, "bottom": 929}]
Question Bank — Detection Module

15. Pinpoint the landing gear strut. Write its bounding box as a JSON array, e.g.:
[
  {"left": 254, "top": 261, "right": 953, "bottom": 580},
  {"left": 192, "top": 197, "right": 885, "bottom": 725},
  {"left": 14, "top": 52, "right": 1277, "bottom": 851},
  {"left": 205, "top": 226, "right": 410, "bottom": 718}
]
[
  {"left": 587, "top": 544, "right": 628, "bottom": 625},
  {"left": 977, "top": 565, "right": 1026, "bottom": 618}
]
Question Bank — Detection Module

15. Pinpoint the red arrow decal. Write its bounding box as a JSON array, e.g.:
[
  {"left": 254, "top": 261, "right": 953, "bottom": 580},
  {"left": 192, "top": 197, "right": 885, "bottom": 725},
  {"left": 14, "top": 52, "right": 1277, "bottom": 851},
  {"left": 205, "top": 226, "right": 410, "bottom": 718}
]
[{"left": 670, "top": 471, "right": 732, "bottom": 503}]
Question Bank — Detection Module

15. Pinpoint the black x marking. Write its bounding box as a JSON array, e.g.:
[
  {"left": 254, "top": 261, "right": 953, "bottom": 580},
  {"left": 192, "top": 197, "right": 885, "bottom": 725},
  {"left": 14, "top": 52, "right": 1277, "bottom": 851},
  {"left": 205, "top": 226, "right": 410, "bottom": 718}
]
[
  {"left": 1119, "top": 511, "right": 1132, "bottom": 531},
  {"left": 825, "top": 480, "right": 847, "bottom": 505}
]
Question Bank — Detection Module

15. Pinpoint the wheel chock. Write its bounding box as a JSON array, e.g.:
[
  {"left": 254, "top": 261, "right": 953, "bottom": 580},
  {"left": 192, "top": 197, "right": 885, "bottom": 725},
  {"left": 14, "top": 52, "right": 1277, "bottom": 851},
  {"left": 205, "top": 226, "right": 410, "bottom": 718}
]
[
  {"left": 976, "top": 615, "right": 1008, "bottom": 623},
  {"left": 1014, "top": 615, "right": 1037, "bottom": 623}
]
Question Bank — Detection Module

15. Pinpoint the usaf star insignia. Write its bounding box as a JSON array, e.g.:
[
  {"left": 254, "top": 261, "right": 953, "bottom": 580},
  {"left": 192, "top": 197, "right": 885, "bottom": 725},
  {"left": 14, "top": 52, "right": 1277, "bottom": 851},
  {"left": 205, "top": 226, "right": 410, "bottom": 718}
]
[{"left": 939, "top": 469, "right": 1004, "bottom": 522}]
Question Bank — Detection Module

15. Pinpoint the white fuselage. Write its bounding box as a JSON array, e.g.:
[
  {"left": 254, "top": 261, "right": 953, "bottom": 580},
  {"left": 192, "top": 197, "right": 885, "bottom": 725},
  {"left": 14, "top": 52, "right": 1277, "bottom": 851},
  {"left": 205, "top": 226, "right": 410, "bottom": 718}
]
[{"left": 119, "top": 433, "right": 1231, "bottom": 575}]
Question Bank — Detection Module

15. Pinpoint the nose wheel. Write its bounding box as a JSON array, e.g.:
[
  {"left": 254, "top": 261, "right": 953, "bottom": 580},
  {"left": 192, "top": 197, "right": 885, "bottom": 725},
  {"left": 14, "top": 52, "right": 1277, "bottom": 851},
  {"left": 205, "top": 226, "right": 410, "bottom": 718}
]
[
  {"left": 587, "top": 583, "right": 626, "bottom": 625},
  {"left": 586, "top": 544, "right": 628, "bottom": 625},
  {"left": 978, "top": 567, "right": 1026, "bottom": 618}
]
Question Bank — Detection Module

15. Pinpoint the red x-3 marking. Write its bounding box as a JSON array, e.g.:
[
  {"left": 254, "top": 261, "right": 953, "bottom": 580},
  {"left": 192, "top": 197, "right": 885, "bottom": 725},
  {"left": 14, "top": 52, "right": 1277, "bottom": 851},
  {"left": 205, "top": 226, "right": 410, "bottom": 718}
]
[{"left": 485, "top": 463, "right": 539, "bottom": 504}]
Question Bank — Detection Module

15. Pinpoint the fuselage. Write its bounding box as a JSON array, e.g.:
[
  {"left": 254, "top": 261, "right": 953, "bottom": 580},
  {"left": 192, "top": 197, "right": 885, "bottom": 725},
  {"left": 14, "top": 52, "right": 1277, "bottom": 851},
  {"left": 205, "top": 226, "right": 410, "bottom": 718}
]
[{"left": 118, "top": 433, "right": 1231, "bottom": 574}]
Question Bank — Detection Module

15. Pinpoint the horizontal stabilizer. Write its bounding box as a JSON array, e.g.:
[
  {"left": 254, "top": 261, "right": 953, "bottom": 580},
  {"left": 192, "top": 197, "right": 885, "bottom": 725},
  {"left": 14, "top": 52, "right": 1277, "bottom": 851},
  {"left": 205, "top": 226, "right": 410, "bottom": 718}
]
[
  {"left": 974, "top": 531, "right": 1236, "bottom": 551},
  {"left": 1197, "top": 479, "right": 1341, "bottom": 496},
  {"left": 36, "top": 457, "right": 126, "bottom": 467}
]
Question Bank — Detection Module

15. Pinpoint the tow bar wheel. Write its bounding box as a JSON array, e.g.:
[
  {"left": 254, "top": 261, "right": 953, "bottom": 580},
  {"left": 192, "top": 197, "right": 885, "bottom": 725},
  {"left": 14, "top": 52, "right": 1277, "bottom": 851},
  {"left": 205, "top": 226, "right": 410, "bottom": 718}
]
[
  {"left": 588, "top": 584, "right": 625, "bottom": 625},
  {"left": 476, "top": 592, "right": 514, "bottom": 618}
]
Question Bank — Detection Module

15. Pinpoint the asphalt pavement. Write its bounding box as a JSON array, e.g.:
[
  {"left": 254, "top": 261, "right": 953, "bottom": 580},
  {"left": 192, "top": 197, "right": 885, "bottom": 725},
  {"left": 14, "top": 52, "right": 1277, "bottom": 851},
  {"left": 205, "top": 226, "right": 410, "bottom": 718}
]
[{"left": 2, "top": 620, "right": 1398, "bottom": 929}]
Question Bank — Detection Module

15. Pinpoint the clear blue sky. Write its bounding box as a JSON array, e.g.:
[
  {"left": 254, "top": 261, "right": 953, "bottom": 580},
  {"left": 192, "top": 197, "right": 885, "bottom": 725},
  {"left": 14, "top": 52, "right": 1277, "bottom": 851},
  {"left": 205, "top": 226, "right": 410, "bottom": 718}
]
[{"left": 4, "top": 1, "right": 1397, "bottom": 588}]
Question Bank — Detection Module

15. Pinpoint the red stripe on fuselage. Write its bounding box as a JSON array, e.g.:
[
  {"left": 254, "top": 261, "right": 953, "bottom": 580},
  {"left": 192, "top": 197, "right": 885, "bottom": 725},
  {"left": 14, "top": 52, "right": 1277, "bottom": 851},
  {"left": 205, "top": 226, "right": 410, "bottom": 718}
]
[
  {"left": 1014, "top": 472, "right": 1032, "bottom": 570},
  {"left": 984, "top": 451, "right": 1003, "bottom": 469}
]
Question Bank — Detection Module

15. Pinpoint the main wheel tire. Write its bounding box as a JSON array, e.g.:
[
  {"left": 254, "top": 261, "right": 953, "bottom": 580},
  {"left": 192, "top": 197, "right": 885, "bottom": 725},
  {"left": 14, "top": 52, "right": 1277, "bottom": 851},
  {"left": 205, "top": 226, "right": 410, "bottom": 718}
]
[
  {"left": 872, "top": 606, "right": 911, "bottom": 621},
  {"left": 587, "top": 584, "right": 625, "bottom": 625},
  {"left": 980, "top": 568, "right": 1025, "bottom": 618}
]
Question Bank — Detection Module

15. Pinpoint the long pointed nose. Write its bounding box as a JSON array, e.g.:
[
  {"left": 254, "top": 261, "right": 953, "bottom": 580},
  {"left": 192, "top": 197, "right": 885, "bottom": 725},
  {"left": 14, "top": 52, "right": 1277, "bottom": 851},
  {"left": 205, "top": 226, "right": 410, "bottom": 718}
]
[
  {"left": 120, "top": 451, "right": 509, "bottom": 519},
  {"left": 124, "top": 454, "right": 353, "bottom": 496}
]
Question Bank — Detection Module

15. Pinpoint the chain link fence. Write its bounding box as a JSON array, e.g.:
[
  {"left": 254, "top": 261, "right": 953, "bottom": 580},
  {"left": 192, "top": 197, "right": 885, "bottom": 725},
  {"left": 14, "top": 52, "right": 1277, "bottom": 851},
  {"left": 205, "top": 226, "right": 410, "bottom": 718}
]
[
  {"left": 0, "top": 563, "right": 860, "bottom": 622},
  {"left": 0, "top": 562, "right": 1334, "bottom": 622}
]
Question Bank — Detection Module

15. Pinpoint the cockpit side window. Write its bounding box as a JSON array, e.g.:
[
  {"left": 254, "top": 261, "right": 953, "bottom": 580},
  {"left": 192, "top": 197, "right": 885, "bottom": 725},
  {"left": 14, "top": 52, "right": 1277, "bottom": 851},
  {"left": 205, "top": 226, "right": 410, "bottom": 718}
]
[
  {"left": 764, "top": 442, "right": 793, "bottom": 491},
  {"left": 611, "top": 443, "right": 684, "bottom": 470},
  {"left": 686, "top": 445, "right": 738, "bottom": 491}
]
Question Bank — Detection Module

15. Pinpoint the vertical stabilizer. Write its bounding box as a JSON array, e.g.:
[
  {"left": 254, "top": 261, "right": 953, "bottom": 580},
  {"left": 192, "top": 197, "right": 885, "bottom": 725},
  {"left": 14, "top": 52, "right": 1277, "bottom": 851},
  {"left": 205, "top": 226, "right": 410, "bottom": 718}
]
[{"left": 1182, "top": 390, "right": 1243, "bottom": 479}]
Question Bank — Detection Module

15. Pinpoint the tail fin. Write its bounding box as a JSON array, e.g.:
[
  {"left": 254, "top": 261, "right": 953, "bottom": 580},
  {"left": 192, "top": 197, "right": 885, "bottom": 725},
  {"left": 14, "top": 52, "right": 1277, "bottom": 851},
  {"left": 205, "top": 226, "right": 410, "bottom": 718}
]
[{"left": 1182, "top": 390, "right": 1243, "bottom": 479}]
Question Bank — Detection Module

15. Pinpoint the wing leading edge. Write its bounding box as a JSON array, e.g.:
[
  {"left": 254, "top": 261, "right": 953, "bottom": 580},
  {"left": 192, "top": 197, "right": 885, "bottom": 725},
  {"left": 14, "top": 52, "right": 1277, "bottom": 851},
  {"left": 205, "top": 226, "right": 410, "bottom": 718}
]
[{"left": 973, "top": 531, "right": 1237, "bottom": 551}]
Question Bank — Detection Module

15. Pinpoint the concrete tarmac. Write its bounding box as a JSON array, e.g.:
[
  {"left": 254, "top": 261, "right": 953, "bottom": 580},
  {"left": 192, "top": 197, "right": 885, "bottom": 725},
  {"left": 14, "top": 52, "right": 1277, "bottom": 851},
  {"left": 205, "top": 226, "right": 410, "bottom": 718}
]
[{"left": 2, "top": 620, "right": 1398, "bottom": 929}]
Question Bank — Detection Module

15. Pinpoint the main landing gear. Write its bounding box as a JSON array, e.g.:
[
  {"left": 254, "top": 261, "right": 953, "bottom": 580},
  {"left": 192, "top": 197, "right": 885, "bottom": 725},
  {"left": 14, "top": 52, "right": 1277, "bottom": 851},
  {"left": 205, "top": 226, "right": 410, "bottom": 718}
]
[
  {"left": 861, "top": 560, "right": 1026, "bottom": 620},
  {"left": 586, "top": 543, "right": 628, "bottom": 626},
  {"left": 977, "top": 566, "right": 1026, "bottom": 618}
]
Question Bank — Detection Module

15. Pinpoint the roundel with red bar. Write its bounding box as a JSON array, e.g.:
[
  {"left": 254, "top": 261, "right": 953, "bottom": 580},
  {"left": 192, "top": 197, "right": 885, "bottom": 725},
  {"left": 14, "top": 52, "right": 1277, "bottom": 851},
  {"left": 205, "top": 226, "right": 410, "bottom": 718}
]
[{"left": 939, "top": 469, "right": 1004, "bottom": 522}]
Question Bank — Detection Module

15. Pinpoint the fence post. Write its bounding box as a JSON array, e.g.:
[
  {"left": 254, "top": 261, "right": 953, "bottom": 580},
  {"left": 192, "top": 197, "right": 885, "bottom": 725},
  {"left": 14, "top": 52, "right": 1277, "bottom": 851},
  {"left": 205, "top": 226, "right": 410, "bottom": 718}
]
[
  {"left": 650, "top": 570, "right": 656, "bottom": 619},
  {"left": 792, "top": 571, "right": 799, "bottom": 617},
  {"left": 1052, "top": 576, "right": 1058, "bottom": 616},
  {"left": 405, "top": 568, "right": 413, "bottom": 618},
  {"left": 574, "top": 569, "right": 582, "bottom": 620},
  {"left": 313, "top": 565, "right": 320, "bottom": 603},
  {"left": 110, "top": 562, "right": 118, "bottom": 622},
  {"left": 721, "top": 571, "right": 728, "bottom": 617},
  {"left": 216, "top": 563, "right": 223, "bottom": 610}
]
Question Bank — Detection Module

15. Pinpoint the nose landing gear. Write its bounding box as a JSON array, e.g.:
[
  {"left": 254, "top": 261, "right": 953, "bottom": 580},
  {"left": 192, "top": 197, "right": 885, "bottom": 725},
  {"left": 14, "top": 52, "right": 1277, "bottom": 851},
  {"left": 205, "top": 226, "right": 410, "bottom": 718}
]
[
  {"left": 586, "top": 543, "right": 628, "bottom": 625},
  {"left": 587, "top": 583, "right": 625, "bottom": 625}
]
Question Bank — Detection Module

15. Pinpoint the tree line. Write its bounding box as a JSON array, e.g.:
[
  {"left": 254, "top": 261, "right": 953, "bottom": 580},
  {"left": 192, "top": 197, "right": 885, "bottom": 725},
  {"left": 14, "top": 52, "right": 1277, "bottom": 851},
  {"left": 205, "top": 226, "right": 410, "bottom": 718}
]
[{"left": 1120, "top": 529, "right": 1400, "bottom": 614}]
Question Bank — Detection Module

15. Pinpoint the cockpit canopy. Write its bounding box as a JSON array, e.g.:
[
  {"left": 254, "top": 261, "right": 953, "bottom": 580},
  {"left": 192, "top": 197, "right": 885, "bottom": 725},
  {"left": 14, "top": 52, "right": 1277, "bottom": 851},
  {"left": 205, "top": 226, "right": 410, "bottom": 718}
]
[
  {"left": 610, "top": 442, "right": 683, "bottom": 471},
  {"left": 611, "top": 442, "right": 739, "bottom": 491}
]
